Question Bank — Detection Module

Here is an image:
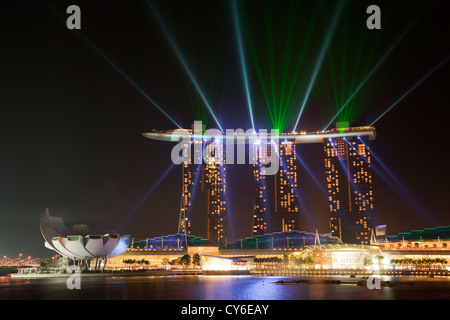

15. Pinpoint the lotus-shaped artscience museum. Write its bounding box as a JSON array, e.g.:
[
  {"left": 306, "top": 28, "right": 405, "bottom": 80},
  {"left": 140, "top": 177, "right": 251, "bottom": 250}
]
[{"left": 40, "top": 209, "right": 131, "bottom": 260}]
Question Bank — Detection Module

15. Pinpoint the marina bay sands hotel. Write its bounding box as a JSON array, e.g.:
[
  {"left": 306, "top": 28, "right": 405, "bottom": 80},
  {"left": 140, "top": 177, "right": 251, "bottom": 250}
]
[{"left": 143, "top": 124, "right": 376, "bottom": 246}]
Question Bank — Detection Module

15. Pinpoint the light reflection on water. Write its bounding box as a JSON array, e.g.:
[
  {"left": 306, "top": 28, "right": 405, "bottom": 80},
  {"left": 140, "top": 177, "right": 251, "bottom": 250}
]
[{"left": 1, "top": 275, "right": 450, "bottom": 300}]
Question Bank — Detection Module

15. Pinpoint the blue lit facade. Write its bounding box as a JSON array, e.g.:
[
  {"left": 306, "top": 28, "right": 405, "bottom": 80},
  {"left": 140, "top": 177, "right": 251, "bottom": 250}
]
[
  {"left": 384, "top": 226, "right": 450, "bottom": 242},
  {"left": 131, "top": 233, "right": 210, "bottom": 250},
  {"left": 227, "top": 231, "right": 341, "bottom": 249}
]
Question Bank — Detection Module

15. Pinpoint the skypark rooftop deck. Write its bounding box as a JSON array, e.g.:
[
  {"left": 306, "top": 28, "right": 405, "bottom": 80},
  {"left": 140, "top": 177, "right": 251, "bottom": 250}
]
[{"left": 142, "top": 126, "right": 376, "bottom": 144}]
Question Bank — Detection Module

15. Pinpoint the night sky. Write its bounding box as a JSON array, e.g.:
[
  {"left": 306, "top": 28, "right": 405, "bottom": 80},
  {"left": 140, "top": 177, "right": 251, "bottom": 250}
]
[{"left": 1, "top": 0, "right": 448, "bottom": 258}]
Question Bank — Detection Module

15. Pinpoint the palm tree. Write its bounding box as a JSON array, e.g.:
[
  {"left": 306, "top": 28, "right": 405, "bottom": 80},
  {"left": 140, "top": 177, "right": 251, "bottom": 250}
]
[
  {"left": 303, "top": 256, "right": 313, "bottom": 269},
  {"left": 192, "top": 253, "right": 201, "bottom": 268},
  {"left": 390, "top": 259, "right": 403, "bottom": 269},
  {"left": 402, "top": 258, "right": 413, "bottom": 269},
  {"left": 282, "top": 254, "right": 289, "bottom": 267},
  {"left": 294, "top": 258, "right": 305, "bottom": 267},
  {"left": 375, "top": 254, "right": 384, "bottom": 271},
  {"left": 425, "top": 258, "right": 433, "bottom": 270},
  {"left": 179, "top": 254, "right": 191, "bottom": 268},
  {"left": 438, "top": 258, "right": 448, "bottom": 269},
  {"left": 416, "top": 259, "right": 421, "bottom": 270}
]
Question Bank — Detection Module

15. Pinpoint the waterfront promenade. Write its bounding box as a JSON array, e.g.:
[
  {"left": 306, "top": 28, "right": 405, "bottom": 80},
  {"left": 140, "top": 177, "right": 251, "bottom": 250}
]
[{"left": 8, "top": 268, "right": 450, "bottom": 279}]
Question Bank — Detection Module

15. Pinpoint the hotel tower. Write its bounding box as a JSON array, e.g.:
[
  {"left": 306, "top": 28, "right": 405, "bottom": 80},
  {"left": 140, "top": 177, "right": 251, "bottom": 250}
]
[
  {"left": 324, "top": 136, "right": 375, "bottom": 244},
  {"left": 252, "top": 141, "right": 300, "bottom": 236},
  {"left": 178, "top": 139, "right": 227, "bottom": 246}
]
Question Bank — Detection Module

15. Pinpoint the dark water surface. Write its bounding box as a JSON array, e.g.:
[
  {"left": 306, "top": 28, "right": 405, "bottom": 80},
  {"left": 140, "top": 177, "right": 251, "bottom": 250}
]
[{"left": 1, "top": 275, "right": 450, "bottom": 300}]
